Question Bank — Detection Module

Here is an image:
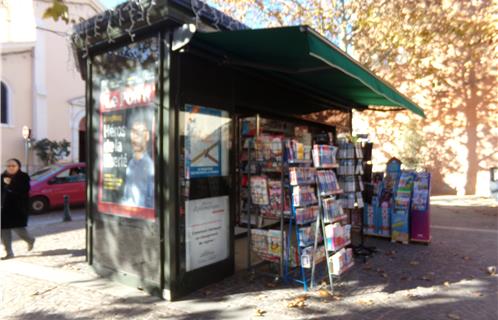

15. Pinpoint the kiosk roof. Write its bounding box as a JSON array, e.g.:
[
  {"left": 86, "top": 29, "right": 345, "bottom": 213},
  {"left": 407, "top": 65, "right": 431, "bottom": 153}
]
[{"left": 190, "top": 26, "right": 424, "bottom": 117}]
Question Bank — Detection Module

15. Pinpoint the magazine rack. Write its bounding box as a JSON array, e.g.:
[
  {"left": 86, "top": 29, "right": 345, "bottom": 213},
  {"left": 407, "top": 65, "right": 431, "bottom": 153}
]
[
  {"left": 242, "top": 115, "right": 287, "bottom": 279},
  {"left": 310, "top": 149, "right": 351, "bottom": 293},
  {"left": 337, "top": 141, "right": 374, "bottom": 258}
]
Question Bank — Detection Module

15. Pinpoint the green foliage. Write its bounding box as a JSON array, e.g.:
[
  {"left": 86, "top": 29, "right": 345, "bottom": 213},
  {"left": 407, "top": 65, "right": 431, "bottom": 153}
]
[
  {"left": 33, "top": 139, "right": 71, "bottom": 165},
  {"left": 42, "top": 0, "right": 72, "bottom": 24},
  {"left": 399, "top": 119, "right": 426, "bottom": 171}
]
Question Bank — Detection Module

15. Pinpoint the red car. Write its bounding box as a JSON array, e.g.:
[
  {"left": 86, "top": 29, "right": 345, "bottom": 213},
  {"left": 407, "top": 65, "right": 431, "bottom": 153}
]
[{"left": 29, "top": 163, "right": 86, "bottom": 214}]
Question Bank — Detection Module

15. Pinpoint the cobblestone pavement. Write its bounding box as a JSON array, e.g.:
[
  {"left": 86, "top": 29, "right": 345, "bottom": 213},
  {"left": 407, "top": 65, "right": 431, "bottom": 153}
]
[{"left": 1, "top": 197, "right": 497, "bottom": 320}]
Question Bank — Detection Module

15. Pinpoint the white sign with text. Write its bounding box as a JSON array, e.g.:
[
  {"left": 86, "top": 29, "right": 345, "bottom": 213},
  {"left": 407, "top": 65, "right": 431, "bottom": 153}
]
[{"left": 185, "top": 196, "right": 229, "bottom": 271}]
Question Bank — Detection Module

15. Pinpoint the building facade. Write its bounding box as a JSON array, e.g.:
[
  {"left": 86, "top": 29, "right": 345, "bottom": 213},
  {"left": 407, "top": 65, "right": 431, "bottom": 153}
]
[{"left": 0, "top": 0, "right": 103, "bottom": 171}]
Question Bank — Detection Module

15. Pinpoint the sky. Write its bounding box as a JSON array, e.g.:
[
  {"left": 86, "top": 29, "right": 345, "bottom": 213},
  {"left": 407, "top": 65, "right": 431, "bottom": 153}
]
[{"left": 100, "top": 0, "right": 126, "bottom": 8}]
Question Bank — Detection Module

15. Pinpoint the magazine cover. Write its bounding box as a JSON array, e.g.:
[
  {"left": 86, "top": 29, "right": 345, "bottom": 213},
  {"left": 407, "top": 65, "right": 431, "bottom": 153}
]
[
  {"left": 260, "top": 180, "right": 283, "bottom": 218},
  {"left": 250, "top": 176, "right": 269, "bottom": 205}
]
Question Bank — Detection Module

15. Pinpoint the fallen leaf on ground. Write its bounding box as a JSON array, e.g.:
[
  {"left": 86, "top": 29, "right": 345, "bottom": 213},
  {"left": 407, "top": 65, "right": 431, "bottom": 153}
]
[
  {"left": 287, "top": 300, "right": 306, "bottom": 308},
  {"left": 295, "top": 295, "right": 309, "bottom": 302},
  {"left": 447, "top": 313, "right": 461, "bottom": 320},
  {"left": 318, "top": 289, "right": 331, "bottom": 298},
  {"left": 486, "top": 266, "right": 496, "bottom": 276},
  {"left": 409, "top": 261, "right": 419, "bottom": 266},
  {"left": 357, "top": 299, "right": 374, "bottom": 305},
  {"left": 255, "top": 308, "right": 266, "bottom": 316},
  {"left": 286, "top": 295, "right": 309, "bottom": 308}
]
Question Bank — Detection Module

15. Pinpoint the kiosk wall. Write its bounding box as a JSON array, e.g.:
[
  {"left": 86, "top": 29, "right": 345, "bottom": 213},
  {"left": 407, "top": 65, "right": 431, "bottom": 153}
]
[{"left": 85, "top": 31, "right": 350, "bottom": 300}]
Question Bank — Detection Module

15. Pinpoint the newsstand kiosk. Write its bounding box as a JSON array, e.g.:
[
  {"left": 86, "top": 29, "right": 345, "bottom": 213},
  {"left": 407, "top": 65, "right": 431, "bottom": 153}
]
[{"left": 72, "top": 0, "right": 425, "bottom": 300}]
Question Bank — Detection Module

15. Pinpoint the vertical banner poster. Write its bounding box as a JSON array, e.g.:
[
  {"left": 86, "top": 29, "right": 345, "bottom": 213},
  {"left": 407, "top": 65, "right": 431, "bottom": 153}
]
[
  {"left": 97, "top": 69, "right": 156, "bottom": 220},
  {"left": 184, "top": 105, "right": 228, "bottom": 179},
  {"left": 410, "top": 172, "right": 432, "bottom": 242},
  {"left": 185, "top": 196, "right": 229, "bottom": 271}
]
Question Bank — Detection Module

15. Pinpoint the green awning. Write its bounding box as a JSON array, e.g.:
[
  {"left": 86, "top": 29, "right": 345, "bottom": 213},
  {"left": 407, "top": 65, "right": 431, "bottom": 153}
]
[{"left": 190, "top": 26, "right": 424, "bottom": 117}]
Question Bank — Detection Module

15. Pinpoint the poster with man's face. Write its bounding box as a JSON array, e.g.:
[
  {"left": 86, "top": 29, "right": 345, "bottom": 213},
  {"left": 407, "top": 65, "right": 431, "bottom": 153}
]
[{"left": 97, "top": 69, "right": 156, "bottom": 220}]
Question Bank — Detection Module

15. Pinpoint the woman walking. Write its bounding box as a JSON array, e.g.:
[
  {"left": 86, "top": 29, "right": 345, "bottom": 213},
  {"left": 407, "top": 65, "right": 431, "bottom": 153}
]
[{"left": 1, "top": 158, "right": 35, "bottom": 259}]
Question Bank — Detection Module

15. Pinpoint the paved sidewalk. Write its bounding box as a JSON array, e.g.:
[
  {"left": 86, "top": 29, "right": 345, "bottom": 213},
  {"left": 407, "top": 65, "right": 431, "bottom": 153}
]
[{"left": 1, "top": 197, "right": 497, "bottom": 319}]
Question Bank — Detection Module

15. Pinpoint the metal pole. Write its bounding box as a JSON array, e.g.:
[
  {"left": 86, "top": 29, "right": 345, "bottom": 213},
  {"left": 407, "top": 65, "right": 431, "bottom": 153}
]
[
  {"left": 279, "top": 139, "right": 285, "bottom": 279},
  {"left": 24, "top": 139, "right": 29, "bottom": 175},
  {"left": 247, "top": 137, "right": 252, "bottom": 271},
  {"left": 63, "top": 195, "right": 72, "bottom": 222}
]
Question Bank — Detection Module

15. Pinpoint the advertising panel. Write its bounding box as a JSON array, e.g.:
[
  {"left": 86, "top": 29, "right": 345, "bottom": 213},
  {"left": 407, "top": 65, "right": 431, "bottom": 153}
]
[{"left": 97, "top": 68, "right": 156, "bottom": 220}]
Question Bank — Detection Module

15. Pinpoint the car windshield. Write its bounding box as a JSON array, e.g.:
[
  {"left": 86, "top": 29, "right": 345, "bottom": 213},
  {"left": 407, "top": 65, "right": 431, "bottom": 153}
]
[{"left": 30, "top": 165, "right": 61, "bottom": 181}]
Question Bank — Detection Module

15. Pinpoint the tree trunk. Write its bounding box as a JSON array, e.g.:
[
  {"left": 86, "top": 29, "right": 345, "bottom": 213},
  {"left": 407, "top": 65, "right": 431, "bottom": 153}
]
[{"left": 464, "top": 68, "right": 479, "bottom": 195}]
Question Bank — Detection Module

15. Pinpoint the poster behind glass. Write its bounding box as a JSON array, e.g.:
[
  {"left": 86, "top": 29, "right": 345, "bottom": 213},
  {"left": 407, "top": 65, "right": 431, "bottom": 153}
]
[
  {"left": 95, "top": 39, "right": 158, "bottom": 221},
  {"left": 184, "top": 104, "right": 229, "bottom": 179},
  {"left": 182, "top": 105, "right": 231, "bottom": 271}
]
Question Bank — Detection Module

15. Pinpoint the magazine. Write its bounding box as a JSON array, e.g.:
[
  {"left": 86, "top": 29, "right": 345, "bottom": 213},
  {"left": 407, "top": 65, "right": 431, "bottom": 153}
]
[
  {"left": 250, "top": 176, "right": 269, "bottom": 205},
  {"left": 260, "top": 180, "right": 283, "bottom": 218}
]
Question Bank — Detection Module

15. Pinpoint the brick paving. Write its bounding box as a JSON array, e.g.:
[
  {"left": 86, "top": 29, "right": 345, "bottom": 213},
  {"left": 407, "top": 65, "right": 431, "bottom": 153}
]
[{"left": 1, "top": 197, "right": 497, "bottom": 320}]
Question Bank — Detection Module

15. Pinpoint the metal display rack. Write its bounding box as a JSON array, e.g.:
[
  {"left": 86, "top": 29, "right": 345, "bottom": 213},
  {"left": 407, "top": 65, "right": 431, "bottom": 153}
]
[
  {"left": 241, "top": 115, "right": 287, "bottom": 279},
  {"left": 285, "top": 143, "right": 354, "bottom": 293},
  {"left": 337, "top": 141, "right": 374, "bottom": 259},
  {"left": 284, "top": 159, "right": 321, "bottom": 290},
  {"left": 311, "top": 162, "right": 350, "bottom": 293}
]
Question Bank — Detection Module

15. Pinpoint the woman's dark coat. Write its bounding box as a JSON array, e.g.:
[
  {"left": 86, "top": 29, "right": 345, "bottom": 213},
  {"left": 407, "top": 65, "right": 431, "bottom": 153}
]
[{"left": 1, "top": 171, "right": 31, "bottom": 229}]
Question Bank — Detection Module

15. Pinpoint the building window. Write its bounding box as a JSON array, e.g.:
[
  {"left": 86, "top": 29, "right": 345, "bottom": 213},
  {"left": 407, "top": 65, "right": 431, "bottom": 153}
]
[{"left": 1, "top": 81, "right": 8, "bottom": 124}]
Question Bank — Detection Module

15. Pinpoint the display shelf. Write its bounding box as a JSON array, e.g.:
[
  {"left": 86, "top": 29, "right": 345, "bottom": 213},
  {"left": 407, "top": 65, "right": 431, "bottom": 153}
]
[
  {"left": 240, "top": 213, "right": 260, "bottom": 226},
  {"left": 319, "top": 189, "right": 343, "bottom": 197},
  {"left": 293, "top": 202, "right": 319, "bottom": 208},
  {"left": 290, "top": 181, "right": 316, "bottom": 186},
  {"left": 240, "top": 213, "right": 281, "bottom": 228},
  {"left": 324, "top": 214, "right": 348, "bottom": 225},
  {"left": 326, "top": 240, "right": 351, "bottom": 252},
  {"left": 315, "top": 163, "right": 339, "bottom": 169},
  {"left": 261, "top": 168, "right": 284, "bottom": 173},
  {"left": 288, "top": 159, "right": 313, "bottom": 164},
  {"left": 295, "top": 217, "right": 318, "bottom": 225},
  {"left": 331, "top": 261, "right": 354, "bottom": 276}
]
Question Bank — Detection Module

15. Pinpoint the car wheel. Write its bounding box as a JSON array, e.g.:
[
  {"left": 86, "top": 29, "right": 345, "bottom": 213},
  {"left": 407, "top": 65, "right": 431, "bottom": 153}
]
[{"left": 30, "top": 197, "right": 49, "bottom": 214}]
